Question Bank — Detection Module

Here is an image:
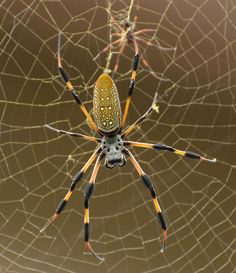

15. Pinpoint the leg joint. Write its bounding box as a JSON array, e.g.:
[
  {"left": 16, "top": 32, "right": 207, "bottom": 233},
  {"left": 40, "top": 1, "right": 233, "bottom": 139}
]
[
  {"left": 84, "top": 183, "right": 94, "bottom": 200},
  {"left": 71, "top": 171, "right": 84, "bottom": 190},
  {"left": 71, "top": 91, "right": 82, "bottom": 105},
  {"left": 133, "top": 54, "right": 140, "bottom": 71},
  {"left": 141, "top": 174, "right": 156, "bottom": 199},
  {"left": 84, "top": 198, "right": 89, "bottom": 209},
  {"left": 58, "top": 67, "right": 69, "bottom": 82},
  {"left": 185, "top": 151, "right": 200, "bottom": 159},
  {"left": 157, "top": 212, "right": 167, "bottom": 230},
  {"left": 154, "top": 144, "right": 174, "bottom": 152},
  {"left": 84, "top": 223, "right": 90, "bottom": 241},
  {"left": 56, "top": 199, "right": 67, "bottom": 214},
  {"left": 128, "top": 80, "right": 135, "bottom": 96}
]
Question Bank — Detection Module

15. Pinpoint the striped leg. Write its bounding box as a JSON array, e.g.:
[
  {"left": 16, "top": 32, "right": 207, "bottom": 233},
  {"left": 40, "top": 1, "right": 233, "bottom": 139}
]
[
  {"left": 84, "top": 153, "right": 104, "bottom": 261},
  {"left": 135, "top": 32, "right": 176, "bottom": 52},
  {"left": 124, "top": 141, "right": 216, "bottom": 163},
  {"left": 57, "top": 33, "right": 98, "bottom": 133},
  {"left": 121, "top": 92, "right": 158, "bottom": 138},
  {"left": 121, "top": 51, "right": 140, "bottom": 129},
  {"left": 45, "top": 124, "right": 101, "bottom": 143},
  {"left": 124, "top": 148, "right": 167, "bottom": 251},
  {"left": 40, "top": 147, "right": 101, "bottom": 233}
]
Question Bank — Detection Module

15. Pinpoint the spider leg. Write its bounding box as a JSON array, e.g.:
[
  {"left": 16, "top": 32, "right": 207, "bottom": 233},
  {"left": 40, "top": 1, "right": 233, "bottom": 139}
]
[
  {"left": 135, "top": 36, "right": 174, "bottom": 82},
  {"left": 57, "top": 33, "right": 98, "bottom": 133},
  {"left": 93, "top": 37, "right": 123, "bottom": 61},
  {"left": 40, "top": 147, "right": 102, "bottom": 233},
  {"left": 132, "top": 46, "right": 171, "bottom": 82},
  {"left": 122, "top": 92, "right": 158, "bottom": 138},
  {"left": 124, "top": 141, "right": 217, "bottom": 163},
  {"left": 135, "top": 31, "right": 176, "bottom": 51},
  {"left": 123, "top": 148, "right": 167, "bottom": 252},
  {"left": 45, "top": 124, "right": 101, "bottom": 143},
  {"left": 141, "top": 57, "right": 169, "bottom": 82},
  {"left": 119, "top": 3, "right": 142, "bottom": 129},
  {"left": 84, "top": 153, "right": 105, "bottom": 261},
  {"left": 131, "top": 0, "right": 140, "bottom": 24},
  {"left": 121, "top": 50, "right": 140, "bottom": 129},
  {"left": 135, "top": 29, "right": 157, "bottom": 35},
  {"left": 112, "top": 40, "right": 126, "bottom": 76}
]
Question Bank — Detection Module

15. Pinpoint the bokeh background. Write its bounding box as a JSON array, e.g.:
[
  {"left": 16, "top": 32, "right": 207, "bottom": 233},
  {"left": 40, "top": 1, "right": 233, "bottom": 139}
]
[{"left": 0, "top": 0, "right": 235, "bottom": 272}]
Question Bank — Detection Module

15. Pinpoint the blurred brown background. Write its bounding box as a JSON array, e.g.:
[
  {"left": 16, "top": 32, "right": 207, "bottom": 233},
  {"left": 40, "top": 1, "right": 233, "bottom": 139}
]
[{"left": 0, "top": 0, "right": 235, "bottom": 272}]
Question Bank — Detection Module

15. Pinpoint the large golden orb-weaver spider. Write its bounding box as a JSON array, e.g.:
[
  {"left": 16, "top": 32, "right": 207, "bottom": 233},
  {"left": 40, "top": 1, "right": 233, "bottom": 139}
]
[{"left": 40, "top": 33, "right": 216, "bottom": 261}]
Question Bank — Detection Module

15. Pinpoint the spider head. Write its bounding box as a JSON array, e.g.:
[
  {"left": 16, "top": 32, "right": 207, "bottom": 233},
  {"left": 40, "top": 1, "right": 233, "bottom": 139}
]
[{"left": 102, "top": 135, "right": 126, "bottom": 169}]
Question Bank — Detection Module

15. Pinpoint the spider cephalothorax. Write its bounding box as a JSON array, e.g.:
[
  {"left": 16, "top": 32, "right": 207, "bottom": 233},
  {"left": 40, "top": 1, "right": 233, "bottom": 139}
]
[
  {"left": 102, "top": 134, "right": 126, "bottom": 168},
  {"left": 40, "top": 33, "right": 216, "bottom": 262}
]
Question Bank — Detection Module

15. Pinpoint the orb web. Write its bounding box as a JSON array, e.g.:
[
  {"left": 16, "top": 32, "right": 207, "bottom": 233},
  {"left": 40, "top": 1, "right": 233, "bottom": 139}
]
[{"left": 0, "top": 0, "right": 235, "bottom": 273}]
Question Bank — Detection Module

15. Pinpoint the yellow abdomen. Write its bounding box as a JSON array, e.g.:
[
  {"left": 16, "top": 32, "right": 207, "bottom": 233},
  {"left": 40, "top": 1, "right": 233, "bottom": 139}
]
[{"left": 93, "top": 74, "right": 121, "bottom": 134}]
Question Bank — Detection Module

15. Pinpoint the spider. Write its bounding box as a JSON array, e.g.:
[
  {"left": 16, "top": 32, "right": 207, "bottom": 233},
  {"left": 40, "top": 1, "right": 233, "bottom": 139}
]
[
  {"left": 40, "top": 33, "right": 216, "bottom": 261},
  {"left": 93, "top": 0, "right": 176, "bottom": 79}
]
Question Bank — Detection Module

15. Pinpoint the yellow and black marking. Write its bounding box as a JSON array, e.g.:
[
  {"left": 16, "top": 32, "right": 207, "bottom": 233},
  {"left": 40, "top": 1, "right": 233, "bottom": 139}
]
[
  {"left": 57, "top": 33, "right": 98, "bottom": 133},
  {"left": 124, "top": 141, "right": 216, "bottom": 162},
  {"left": 121, "top": 54, "right": 140, "bottom": 129},
  {"left": 124, "top": 148, "right": 167, "bottom": 251},
  {"left": 83, "top": 155, "right": 104, "bottom": 261},
  {"left": 141, "top": 178, "right": 167, "bottom": 250},
  {"left": 141, "top": 174, "right": 167, "bottom": 251},
  {"left": 84, "top": 183, "right": 94, "bottom": 242},
  {"left": 40, "top": 148, "right": 101, "bottom": 233},
  {"left": 93, "top": 73, "right": 121, "bottom": 134},
  {"left": 55, "top": 168, "right": 84, "bottom": 214},
  {"left": 55, "top": 188, "right": 73, "bottom": 214}
]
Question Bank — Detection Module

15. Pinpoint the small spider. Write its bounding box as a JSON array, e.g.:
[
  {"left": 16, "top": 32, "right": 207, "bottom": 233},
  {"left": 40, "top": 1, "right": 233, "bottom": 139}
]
[
  {"left": 93, "top": 0, "right": 176, "bottom": 79},
  {"left": 40, "top": 33, "right": 216, "bottom": 261}
]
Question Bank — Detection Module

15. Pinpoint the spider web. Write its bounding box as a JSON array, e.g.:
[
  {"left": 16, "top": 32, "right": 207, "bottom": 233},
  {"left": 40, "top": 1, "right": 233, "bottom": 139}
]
[{"left": 0, "top": 0, "right": 235, "bottom": 272}]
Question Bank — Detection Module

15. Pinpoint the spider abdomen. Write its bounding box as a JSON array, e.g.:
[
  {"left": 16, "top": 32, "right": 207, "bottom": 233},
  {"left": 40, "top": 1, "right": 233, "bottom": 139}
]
[{"left": 93, "top": 73, "right": 121, "bottom": 134}]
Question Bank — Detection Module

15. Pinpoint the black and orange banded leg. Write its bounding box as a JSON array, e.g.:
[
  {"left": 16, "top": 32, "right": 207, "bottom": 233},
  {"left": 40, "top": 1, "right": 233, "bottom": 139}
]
[
  {"left": 57, "top": 33, "right": 98, "bottom": 133},
  {"left": 83, "top": 153, "right": 104, "bottom": 261},
  {"left": 121, "top": 92, "right": 158, "bottom": 138},
  {"left": 45, "top": 124, "right": 101, "bottom": 143},
  {"left": 123, "top": 148, "right": 167, "bottom": 251},
  {"left": 40, "top": 147, "right": 102, "bottom": 233},
  {"left": 121, "top": 52, "right": 140, "bottom": 129},
  {"left": 124, "top": 141, "right": 216, "bottom": 163}
]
